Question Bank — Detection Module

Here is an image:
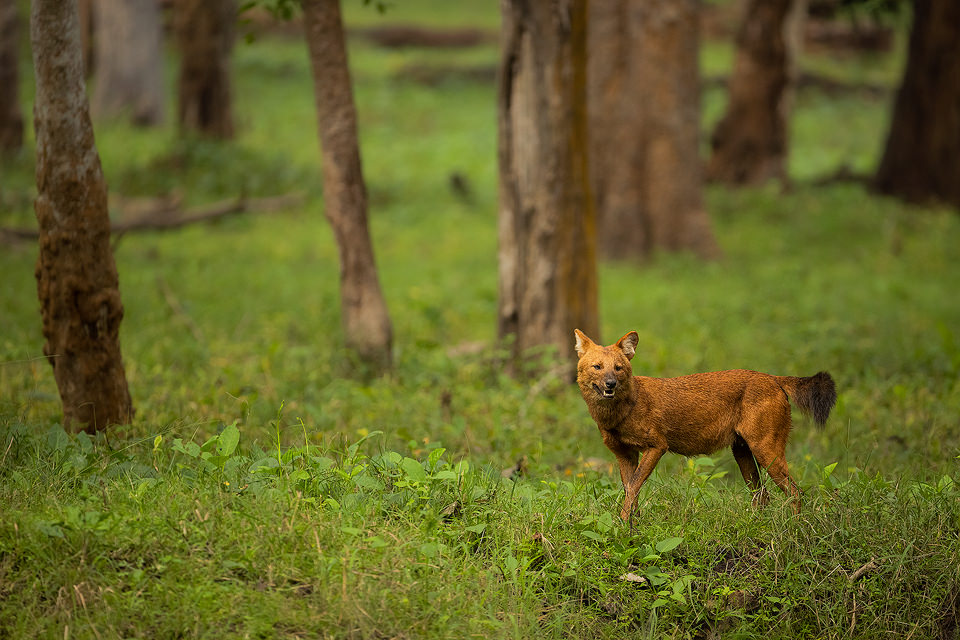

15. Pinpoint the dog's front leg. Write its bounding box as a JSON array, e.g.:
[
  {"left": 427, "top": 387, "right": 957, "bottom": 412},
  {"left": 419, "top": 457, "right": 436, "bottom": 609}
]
[{"left": 620, "top": 447, "right": 666, "bottom": 523}]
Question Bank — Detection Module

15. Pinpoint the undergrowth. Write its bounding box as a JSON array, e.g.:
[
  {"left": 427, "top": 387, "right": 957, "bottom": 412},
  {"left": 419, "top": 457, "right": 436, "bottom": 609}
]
[{"left": 0, "top": 423, "right": 957, "bottom": 638}]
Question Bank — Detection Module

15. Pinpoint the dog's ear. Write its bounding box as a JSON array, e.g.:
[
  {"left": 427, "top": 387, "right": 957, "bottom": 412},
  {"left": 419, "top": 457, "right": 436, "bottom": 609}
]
[
  {"left": 616, "top": 331, "right": 639, "bottom": 360},
  {"left": 574, "top": 329, "right": 595, "bottom": 358}
]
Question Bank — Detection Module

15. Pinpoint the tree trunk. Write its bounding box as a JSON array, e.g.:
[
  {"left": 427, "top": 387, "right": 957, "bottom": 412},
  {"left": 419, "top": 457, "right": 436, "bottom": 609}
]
[
  {"left": 634, "top": 0, "right": 719, "bottom": 256},
  {"left": 78, "top": 0, "right": 94, "bottom": 77},
  {"left": 707, "top": 0, "right": 793, "bottom": 186},
  {"left": 31, "top": 0, "right": 134, "bottom": 432},
  {"left": 0, "top": 0, "right": 22, "bottom": 152},
  {"left": 91, "top": 0, "right": 165, "bottom": 126},
  {"left": 873, "top": 0, "right": 960, "bottom": 209},
  {"left": 589, "top": 0, "right": 719, "bottom": 260},
  {"left": 587, "top": 0, "right": 646, "bottom": 259},
  {"left": 175, "top": 0, "right": 235, "bottom": 139},
  {"left": 497, "top": 0, "right": 599, "bottom": 364},
  {"left": 302, "top": 0, "right": 393, "bottom": 368}
]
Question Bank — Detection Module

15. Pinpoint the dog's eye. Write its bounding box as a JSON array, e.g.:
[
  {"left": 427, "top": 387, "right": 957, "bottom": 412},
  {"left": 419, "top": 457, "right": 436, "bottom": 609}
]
[
  {"left": 614, "top": 365, "right": 622, "bottom": 372},
  {"left": 593, "top": 364, "right": 602, "bottom": 370}
]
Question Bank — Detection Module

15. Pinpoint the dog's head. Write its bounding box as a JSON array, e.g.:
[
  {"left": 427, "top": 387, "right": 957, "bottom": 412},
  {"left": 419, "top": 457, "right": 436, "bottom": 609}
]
[{"left": 573, "top": 329, "right": 638, "bottom": 401}]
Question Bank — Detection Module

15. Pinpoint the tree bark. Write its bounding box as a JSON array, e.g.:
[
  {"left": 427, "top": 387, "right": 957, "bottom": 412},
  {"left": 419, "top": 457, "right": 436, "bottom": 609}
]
[
  {"left": 302, "top": 0, "right": 393, "bottom": 368},
  {"left": 707, "top": 0, "right": 793, "bottom": 186},
  {"left": 587, "top": 0, "right": 646, "bottom": 258},
  {"left": 91, "top": 0, "right": 165, "bottom": 126},
  {"left": 873, "top": 0, "right": 960, "bottom": 209},
  {"left": 0, "top": 0, "right": 22, "bottom": 152},
  {"left": 175, "top": 0, "right": 235, "bottom": 139},
  {"left": 497, "top": 0, "right": 599, "bottom": 364},
  {"left": 634, "top": 0, "right": 719, "bottom": 256},
  {"left": 589, "top": 0, "right": 718, "bottom": 260},
  {"left": 31, "top": 0, "right": 134, "bottom": 432}
]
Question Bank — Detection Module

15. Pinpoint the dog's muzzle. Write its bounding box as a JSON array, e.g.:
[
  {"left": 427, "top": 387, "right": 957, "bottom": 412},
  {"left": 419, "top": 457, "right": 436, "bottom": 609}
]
[{"left": 594, "top": 379, "right": 617, "bottom": 399}]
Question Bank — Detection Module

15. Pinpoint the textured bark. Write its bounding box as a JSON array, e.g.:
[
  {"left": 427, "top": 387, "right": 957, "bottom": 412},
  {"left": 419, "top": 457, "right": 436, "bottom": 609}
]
[
  {"left": 707, "top": 0, "right": 793, "bottom": 186},
  {"left": 302, "top": 0, "right": 393, "bottom": 368},
  {"left": 175, "top": 0, "right": 235, "bottom": 138},
  {"left": 589, "top": 0, "right": 718, "bottom": 260},
  {"left": 873, "top": 0, "right": 960, "bottom": 209},
  {"left": 91, "top": 0, "right": 165, "bottom": 126},
  {"left": 497, "top": 0, "right": 599, "bottom": 364},
  {"left": 0, "top": 0, "right": 22, "bottom": 152},
  {"left": 31, "top": 0, "right": 134, "bottom": 432}
]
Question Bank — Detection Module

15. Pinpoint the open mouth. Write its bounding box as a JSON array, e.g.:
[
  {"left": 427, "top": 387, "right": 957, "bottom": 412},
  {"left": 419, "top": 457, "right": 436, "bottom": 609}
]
[{"left": 593, "top": 383, "right": 616, "bottom": 399}]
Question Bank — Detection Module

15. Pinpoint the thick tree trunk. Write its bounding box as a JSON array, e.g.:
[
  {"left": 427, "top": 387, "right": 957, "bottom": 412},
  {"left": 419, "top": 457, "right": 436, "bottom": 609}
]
[
  {"left": 31, "top": 0, "right": 134, "bottom": 432},
  {"left": 175, "top": 0, "right": 235, "bottom": 139},
  {"left": 497, "top": 0, "right": 599, "bottom": 364},
  {"left": 0, "top": 0, "right": 22, "bottom": 152},
  {"left": 873, "top": 0, "right": 960, "bottom": 209},
  {"left": 707, "top": 0, "right": 793, "bottom": 186},
  {"left": 589, "top": 0, "right": 719, "bottom": 260},
  {"left": 634, "top": 0, "right": 719, "bottom": 256},
  {"left": 302, "top": 0, "right": 393, "bottom": 368},
  {"left": 588, "top": 0, "right": 646, "bottom": 259},
  {"left": 91, "top": 0, "right": 164, "bottom": 126}
]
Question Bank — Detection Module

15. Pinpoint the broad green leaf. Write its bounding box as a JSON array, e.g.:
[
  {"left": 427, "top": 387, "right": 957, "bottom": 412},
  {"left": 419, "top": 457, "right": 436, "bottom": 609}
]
[
  {"left": 401, "top": 457, "right": 427, "bottom": 482},
  {"left": 217, "top": 423, "right": 240, "bottom": 457},
  {"left": 655, "top": 537, "right": 683, "bottom": 553}
]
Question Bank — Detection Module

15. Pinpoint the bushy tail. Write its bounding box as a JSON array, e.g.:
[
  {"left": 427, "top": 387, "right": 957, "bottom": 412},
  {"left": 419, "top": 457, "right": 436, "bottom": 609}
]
[{"left": 783, "top": 371, "right": 836, "bottom": 428}]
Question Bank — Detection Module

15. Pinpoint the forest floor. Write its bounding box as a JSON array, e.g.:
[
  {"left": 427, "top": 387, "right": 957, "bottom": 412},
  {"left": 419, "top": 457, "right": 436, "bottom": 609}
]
[{"left": 1, "top": 2, "right": 958, "bottom": 638}]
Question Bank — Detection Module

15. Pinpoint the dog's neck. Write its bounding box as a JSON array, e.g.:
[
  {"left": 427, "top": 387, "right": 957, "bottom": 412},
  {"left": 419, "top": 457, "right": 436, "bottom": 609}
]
[{"left": 585, "top": 376, "right": 638, "bottom": 430}]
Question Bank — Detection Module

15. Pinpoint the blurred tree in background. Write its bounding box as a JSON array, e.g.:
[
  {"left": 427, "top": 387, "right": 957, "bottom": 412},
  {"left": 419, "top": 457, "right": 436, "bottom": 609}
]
[
  {"left": 707, "top": 0, "right": 800, "bottom": 186},
  {"left": 589, "top": 0, "right": 718, "bottom": 261},
  {"left": 175, "top": 0, "right": 236, "bottom": 138},
  {"left": 873, "top": 0, "right": 960, "bottom": 209},
  {"left": 91, "top": 0, "right": 165, "bottom": 126},
  {"left": 0, "top": 0, "right": 22, "bottom": 152}
]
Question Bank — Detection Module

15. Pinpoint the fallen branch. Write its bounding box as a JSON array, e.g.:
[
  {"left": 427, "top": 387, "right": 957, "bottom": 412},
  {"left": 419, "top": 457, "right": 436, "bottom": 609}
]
[
  {"left": 848, "top": 557, "right": 879, "bottom": 582},
  {"left": 807, "top": 165, "right": 873, "bottom": 187},
  {"left": 1, "top": 192, "right": 306, "bottom": 243}
]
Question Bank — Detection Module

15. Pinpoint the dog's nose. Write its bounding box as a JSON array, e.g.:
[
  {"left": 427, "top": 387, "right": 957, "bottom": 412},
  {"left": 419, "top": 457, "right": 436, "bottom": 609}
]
[{"left": 604, "top": 378, "right": 617, "bottom": 390}]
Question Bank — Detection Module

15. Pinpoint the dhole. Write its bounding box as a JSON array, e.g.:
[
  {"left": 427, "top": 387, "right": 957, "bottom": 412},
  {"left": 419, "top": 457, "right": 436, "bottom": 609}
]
[{"left": 574, "top": 329, "right": 836, "bottom": 521}]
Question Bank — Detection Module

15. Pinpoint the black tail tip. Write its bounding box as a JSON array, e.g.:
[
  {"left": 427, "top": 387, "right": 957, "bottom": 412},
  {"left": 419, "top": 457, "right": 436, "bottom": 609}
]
[{"left": 810, "top": 371, "right": 837, "bottom": 427}]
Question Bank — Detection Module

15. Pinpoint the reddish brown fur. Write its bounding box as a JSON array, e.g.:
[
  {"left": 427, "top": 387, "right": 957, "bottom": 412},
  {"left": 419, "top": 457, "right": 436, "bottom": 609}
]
[{"left": 574, "top": 329, "right": 836, "bottom": 521}]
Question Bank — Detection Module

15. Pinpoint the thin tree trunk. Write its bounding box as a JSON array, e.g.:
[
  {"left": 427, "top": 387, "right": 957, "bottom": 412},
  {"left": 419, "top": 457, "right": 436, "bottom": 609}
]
[
  {"left": 707, "top": 0, "right": 793, "bottom": 186},
  {"left": 175, "top": 0, "right": 235, "bottom": 139},
  {"left": 497, "top": 0, "right": 599, "bottom": 364},
  {"left": 91, "top": 0, "right": 165, "bottom": 126},
  {"left": 873, "top": 0, "right": 960, "bottom": 209},
  {"left": 302, "top": 0, "right": 393, "bottom": 368},
  {"left": 0, "top": 0, "right": 22, "bottom": 152},
  {"left": 31, "top": 0, "right": 134, "bottom": 432}
]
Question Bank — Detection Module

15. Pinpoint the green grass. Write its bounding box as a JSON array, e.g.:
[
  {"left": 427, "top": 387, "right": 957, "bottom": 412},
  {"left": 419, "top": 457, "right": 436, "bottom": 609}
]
[{"left": 2, "top": 3, "right": 960, "bottom": 637}]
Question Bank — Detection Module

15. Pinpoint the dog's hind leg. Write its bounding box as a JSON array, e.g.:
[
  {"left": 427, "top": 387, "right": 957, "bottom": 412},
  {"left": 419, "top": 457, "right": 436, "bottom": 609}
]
[
  {"left": 738, "top": 400, "right": 801, "bottom": 513},
  {"left": 751, "top": 448, "right": 801, "bottom": 514},
  {"left": 731, "top": 435, "right": 769, "bottom": 507}
]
